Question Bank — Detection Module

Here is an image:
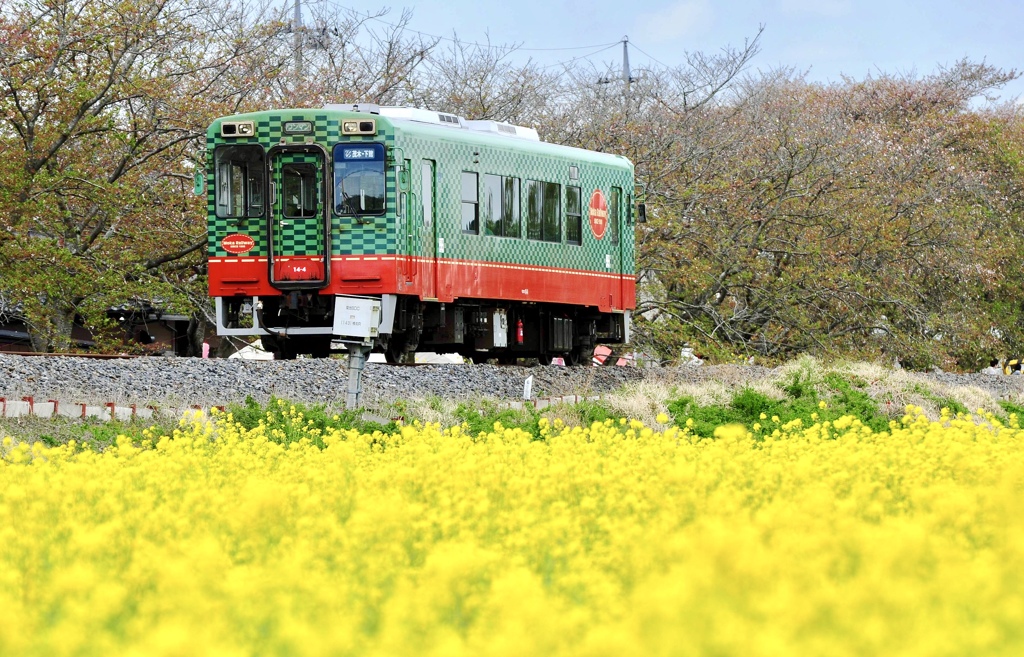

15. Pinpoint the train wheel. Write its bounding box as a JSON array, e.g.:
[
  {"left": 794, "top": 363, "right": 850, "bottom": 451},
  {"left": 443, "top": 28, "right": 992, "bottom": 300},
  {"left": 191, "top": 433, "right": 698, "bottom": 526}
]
[
  {"left": 307, "top": 337, "right": 332, "bottom": 359},
  {"left": 259, "top": 334, "right": 279, "bottom": 354},
  {"left": 260, "top": 334, "right": 291, "bottom": 360},
  {"left": 276, "top": 341, "right": 298, "bottom": 360},
  {"left": 564, "top": 346, "right": 589, "bottom": 367},
  {"left": 384, "top": 335, "right": 410, "bottom": 364}
]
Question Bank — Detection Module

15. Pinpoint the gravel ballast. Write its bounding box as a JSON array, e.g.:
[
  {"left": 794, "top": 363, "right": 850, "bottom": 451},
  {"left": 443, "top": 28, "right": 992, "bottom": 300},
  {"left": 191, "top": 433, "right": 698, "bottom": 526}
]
[
  {"left": 4, "top": 354, "right": 1024, "bottom": 412},
  {"left": 0, "top": 354, "right": 647, "bottom": 408}
]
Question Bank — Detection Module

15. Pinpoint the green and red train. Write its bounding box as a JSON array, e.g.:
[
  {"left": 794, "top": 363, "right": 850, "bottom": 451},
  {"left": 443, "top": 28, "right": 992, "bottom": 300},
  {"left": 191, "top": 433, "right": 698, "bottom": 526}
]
[{"left": 204, "top": 104, "right": 639, "bottom": 363}]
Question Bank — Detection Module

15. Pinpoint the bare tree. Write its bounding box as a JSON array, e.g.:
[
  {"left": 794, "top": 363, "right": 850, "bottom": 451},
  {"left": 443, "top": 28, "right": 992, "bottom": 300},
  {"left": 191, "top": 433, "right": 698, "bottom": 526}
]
[{"left": 407, "top": 35, "right": 561, "bottom": 123}]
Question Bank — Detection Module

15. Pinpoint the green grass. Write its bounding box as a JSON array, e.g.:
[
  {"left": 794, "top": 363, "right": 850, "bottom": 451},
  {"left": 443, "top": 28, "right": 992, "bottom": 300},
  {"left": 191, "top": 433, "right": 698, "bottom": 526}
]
[
  {"left": 998, "top": 400, "right": 1024, "bottom": 427},
  {"left": 666, "top": 374, "right": 892, "bottom": 439},
  {"left": 0, "top": 416, "right": 178, "bottom": 449},
  {"left": 909, "top": 384, "right": 969, "bottom": 417},
  {"left": 4, "top": 362, "right": 1021, "bottom": 446},
  {"left": 225, "top": 396, "right": 399, "bottom": 448},
  {"left": 453, "top": 400, "right": 542, "bottom": 439}
]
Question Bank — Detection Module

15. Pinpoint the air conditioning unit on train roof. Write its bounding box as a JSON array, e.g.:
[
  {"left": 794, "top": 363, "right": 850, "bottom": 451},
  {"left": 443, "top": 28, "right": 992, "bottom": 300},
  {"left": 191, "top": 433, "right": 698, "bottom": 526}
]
[
  {"left": 375, "top": 107, "right": 541, "bottom": 141},
  {"left": 463, "top": 120, "right": 540, "bottom": 141},
  {"left": 378, "top": 106, "right": 464, "bottom": 128},
  {"left": 324, "top": 103, "right": 381, "bottom": 114}
]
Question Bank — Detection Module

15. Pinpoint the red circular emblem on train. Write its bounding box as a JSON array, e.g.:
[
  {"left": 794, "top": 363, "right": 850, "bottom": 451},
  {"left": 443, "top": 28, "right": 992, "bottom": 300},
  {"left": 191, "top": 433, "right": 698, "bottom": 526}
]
[
  {"left": 222, "top": 233, "right": 255, "bottom": 254},
  {"left": 589, "top": 189, "right": 608, "bottom": 239}
]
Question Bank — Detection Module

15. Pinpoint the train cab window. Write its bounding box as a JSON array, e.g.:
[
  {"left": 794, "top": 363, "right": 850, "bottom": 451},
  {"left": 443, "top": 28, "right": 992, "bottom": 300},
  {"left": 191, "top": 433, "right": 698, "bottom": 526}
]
[
  {"left": 461, "top": 171, "right": 479, "bottom": 234},
  {"left": 482, "top": 174, "right": 520, "bottom": 238},
  {"left": 526, "top": 179, "right": 561, "bottom": 243},
  {"left": 214, "top": 145, "right": 265, "bottom": 218},
  {"left": 609, "top": 186, "right": 621, "bottom": 245},
  {"left": 282, "top": 163, "right": 318, "bottom": 218},
  {"left": 566, "top": 186, "right": 582, "bottom": 245},
  {"left": 333, "top": 143, "right": 385, "bottom": 215}
]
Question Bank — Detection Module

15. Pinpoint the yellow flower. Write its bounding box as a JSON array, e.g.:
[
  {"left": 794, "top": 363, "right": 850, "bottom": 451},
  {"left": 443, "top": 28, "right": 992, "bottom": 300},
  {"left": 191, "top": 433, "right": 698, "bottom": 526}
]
[
  {"left": 713, "top": 423, "right": 746, "bottom": 441},
  {"left": 1, "top": 402, "right": 1020, "bottom": 655}
]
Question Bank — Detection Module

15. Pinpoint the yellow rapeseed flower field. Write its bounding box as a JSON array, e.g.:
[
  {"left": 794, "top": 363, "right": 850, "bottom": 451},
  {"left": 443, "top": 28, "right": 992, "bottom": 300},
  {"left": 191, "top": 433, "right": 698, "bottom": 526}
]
[{"left": 2, "top": 405, "right": 1024, "bottom": 656}]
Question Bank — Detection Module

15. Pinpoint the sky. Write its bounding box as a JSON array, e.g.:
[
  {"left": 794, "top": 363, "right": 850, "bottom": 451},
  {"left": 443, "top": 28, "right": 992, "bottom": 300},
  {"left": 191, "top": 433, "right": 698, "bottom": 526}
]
[{"left": 322, "top": 0, "right": 1023, "bottom": 105}]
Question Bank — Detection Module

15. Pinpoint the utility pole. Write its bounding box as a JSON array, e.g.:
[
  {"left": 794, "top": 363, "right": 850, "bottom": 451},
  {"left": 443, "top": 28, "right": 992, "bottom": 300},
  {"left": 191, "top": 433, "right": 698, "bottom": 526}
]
[
  {"left": 621, "top": 36, "right": 634, "bottom": 92},
  {"left": 293, "top": 0, "right": 303, "bottom": 81},
  {"left": 598, "top": 36, "right": 638, "bottom": 91}
]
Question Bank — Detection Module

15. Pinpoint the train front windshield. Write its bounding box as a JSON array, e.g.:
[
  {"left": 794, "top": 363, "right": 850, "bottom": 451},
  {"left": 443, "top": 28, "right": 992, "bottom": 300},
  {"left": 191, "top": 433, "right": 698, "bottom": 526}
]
[{"left": 333, "top": 143, "right": 385, "bottom": 215}]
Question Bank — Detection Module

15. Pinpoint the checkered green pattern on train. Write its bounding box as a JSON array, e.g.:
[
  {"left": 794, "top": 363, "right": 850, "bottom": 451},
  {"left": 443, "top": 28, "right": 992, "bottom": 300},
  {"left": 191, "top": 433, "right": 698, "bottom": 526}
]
[
  {"left": 271, "top": 151, "right": 324, "bottom": 257},
  {"left": 333, "top": 216, "right": 398, "bottom": 254},
  {"left": 206, "top": 110, "right": 400, "bottom": 258},
  {"left": 206, "top": 109, "right": 633, "bottom": 270},
  {"left": 273, "top": 219, "right": 323, "bottom": 256},
  {"left": 207, "top": 221, "right": 270, "bottom": 256},
  {"left": 329, "top": 130, "right": 399, "bottom": 256},
  {"left": 205, "top": 132, "right": 269, "bottom": 258},
  {"left": 205, "top": 124, "right": 265, "bottom": 258},
  {"left": 395, "top": 128, "right": 635, "bottom": 275},
  {"left": 260, "top": 113, "right": 338, "bottom": 143}
]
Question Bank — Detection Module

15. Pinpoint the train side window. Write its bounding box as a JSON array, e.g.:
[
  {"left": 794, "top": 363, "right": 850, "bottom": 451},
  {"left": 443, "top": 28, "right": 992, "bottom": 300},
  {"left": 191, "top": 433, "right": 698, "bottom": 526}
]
[
  {"left": 503, "top": 176, "right": 520, "bottom": 235},
  {"left": 483, "top": 174, "right": 520, "bottom": 237},
  {"left": 504, "top": 176, "right": 521, "bottom": 238},
  {"left": 609, "top": 186, "right": 621, "bottom": 245},
  {"left": 421, "top": 160, "right": 434, "bottom": 228},
  {"left": 566, "top": 186, "right": 582, "bottom": 245},
  {"left": 543, "top": 181, "right": 561, "bottom": 242},
  {"left": 526, "top": 179, "right": 561, "bottom": 243},
  {"left": 461, "top": 171, "right": 479, "bottom": 234},
  {"left": 214, "top": 145, "right": 265, "bottom": 218}
]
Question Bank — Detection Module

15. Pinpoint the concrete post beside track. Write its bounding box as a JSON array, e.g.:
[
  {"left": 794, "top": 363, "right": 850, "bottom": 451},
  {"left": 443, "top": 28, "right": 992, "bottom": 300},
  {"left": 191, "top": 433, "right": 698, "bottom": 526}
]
[{"left": 345, "top": 345, "right": 371, "bottom": 409}]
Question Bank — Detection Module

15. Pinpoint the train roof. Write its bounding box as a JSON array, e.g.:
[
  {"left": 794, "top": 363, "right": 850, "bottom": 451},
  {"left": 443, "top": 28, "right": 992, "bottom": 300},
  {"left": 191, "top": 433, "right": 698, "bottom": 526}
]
[
  {"left": 211, "top": 105, "right": 633, "bottom": 171},
  {"left": 355, "top": 105, "right": 542, "bottom": 142}
]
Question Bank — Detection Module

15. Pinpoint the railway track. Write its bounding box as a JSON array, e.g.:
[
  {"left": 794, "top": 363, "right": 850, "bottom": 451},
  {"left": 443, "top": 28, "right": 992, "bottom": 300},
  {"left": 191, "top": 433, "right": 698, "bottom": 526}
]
[
  {"left": 0, "top": 351, "right": 567, "bottom": 367},
  {"left": 0, "top": 351, "right": 141, "bottom": 359}
]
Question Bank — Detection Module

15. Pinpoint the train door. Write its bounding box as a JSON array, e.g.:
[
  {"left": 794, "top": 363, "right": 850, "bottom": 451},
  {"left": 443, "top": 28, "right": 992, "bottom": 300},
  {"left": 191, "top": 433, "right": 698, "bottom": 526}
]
[
  {"left": 268, "top": 146, "right": 329, "bottom": 289},
  {"left": 610, "top": 186, "right": 623, "bottom": 308},
  {"left": 420, "top": 159, "right": 437, "bottom": 299},
  {"left": 401, "top": 158, "right": 413, "bottom": 285},
  {"left": 624, "top": 191, "right": 633, "bottom": 305}
]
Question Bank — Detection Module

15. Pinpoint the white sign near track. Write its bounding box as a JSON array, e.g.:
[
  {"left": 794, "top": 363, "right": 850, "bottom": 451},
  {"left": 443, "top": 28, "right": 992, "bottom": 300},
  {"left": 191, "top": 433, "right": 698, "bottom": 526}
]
[{"left": 332, "top": 296, "right": 381, "bottom": 342}]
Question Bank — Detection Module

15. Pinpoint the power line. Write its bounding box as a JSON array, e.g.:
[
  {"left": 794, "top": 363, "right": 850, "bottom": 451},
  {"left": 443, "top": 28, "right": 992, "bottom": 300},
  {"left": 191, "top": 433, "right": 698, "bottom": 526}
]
[
  {"left": 320, "top": 0, "right": 621, "bottom": 53},
  {"left": 301, "top": 0, "right": 675, "bottom": 74},
  {"left": 628, "top": 41, "right": 674, "bottom": 70},
  {"left": 537, "top": 43, "right": 621, "bottom": 71}
]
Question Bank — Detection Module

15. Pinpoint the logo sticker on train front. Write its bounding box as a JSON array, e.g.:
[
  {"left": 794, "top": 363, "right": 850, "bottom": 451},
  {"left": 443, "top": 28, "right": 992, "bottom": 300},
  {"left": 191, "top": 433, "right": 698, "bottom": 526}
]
[
  {"left": 222, "top": 233, "right": 255, "bottom": 254},
  {"left": 589, "top": 189, "right": 608, "bottom": 239}
]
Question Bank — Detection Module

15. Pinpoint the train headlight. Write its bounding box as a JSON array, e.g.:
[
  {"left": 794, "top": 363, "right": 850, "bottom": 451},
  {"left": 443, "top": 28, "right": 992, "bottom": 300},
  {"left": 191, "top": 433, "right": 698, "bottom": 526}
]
[
  {"left": 221, "top": 121, "right": 255, "bottom": 138},
  {"left": 342, "top": 119, "right": 376, "bottom": 135}
]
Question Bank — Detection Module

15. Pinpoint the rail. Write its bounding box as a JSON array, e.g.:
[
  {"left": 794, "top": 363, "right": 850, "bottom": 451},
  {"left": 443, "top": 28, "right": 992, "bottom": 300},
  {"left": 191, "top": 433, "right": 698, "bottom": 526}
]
[{"left": 0, "top": 351, "right": 141, "bottom": 359}]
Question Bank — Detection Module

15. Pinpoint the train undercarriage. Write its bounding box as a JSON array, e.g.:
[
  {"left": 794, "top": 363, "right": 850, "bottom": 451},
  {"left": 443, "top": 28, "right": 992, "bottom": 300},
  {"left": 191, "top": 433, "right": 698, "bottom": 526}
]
[{"left": 216, "top": 293, "right": 629, "bottom": 365}]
